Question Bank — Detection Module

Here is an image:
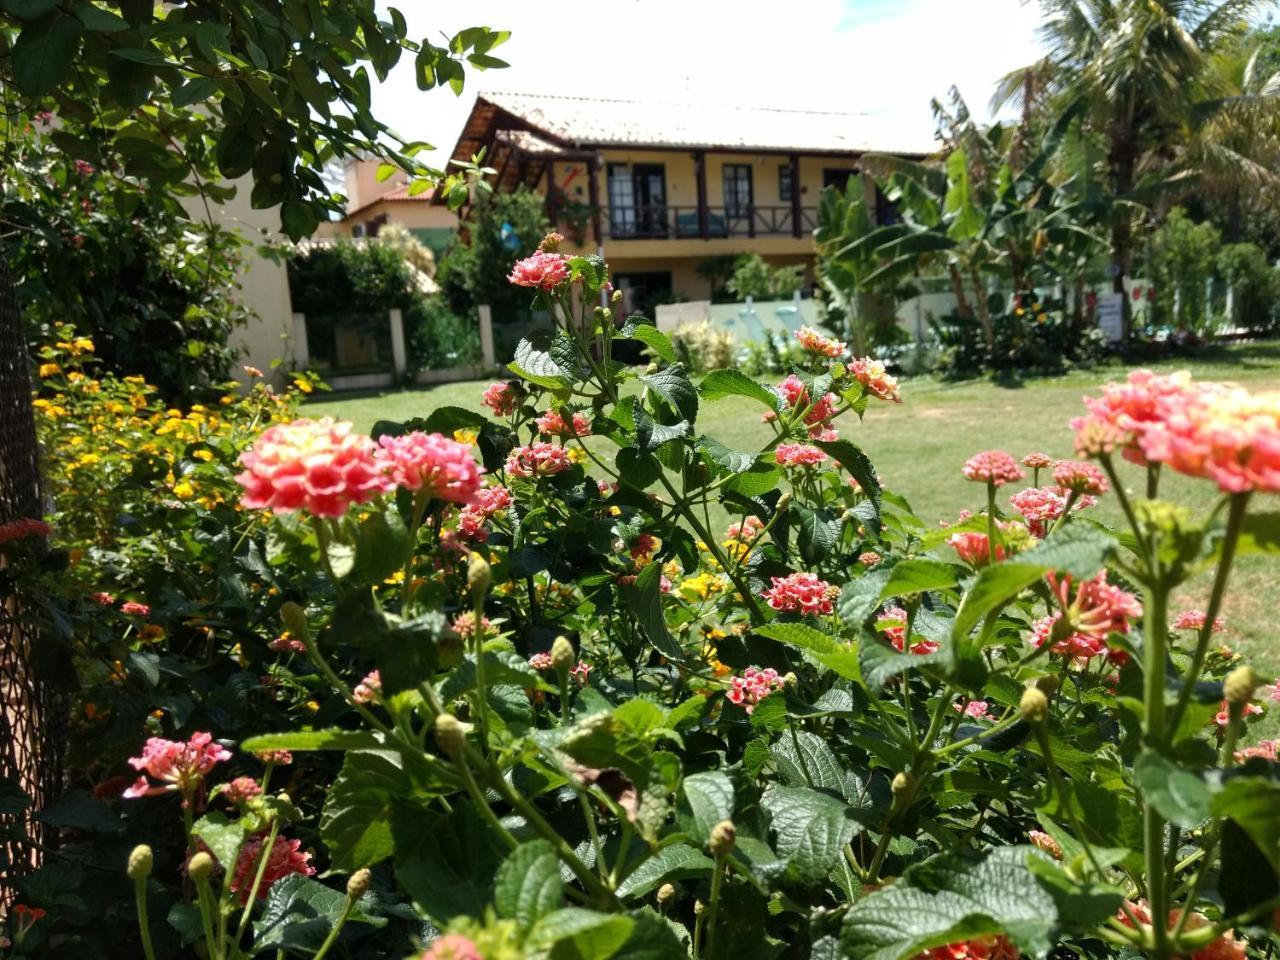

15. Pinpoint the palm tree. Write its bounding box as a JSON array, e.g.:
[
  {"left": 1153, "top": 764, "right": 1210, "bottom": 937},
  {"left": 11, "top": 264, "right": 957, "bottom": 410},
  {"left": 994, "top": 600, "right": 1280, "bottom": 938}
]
[{"left": 998, "top": 0, "right": 1276, "bottom": 337}]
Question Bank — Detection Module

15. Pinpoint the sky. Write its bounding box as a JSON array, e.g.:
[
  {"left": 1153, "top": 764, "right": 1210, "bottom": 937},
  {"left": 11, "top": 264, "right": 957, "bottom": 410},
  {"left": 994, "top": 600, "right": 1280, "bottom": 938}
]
[{"left": 369, "top": 0, "right": 1051, "bottom": 164}]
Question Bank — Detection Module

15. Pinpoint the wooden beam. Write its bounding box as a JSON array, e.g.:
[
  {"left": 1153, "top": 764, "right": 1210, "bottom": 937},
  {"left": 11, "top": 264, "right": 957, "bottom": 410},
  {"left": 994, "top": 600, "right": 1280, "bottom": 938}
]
[
  {"left": 545, "top": 160, "right": 559, "bottom": 225},
  {"left": 789, "top": 153, "right": 802, "bottom": 238},
  {"left": 587, "top": 154, "right": 604, "bottom": 247},
  {"left": 695, "top": 149, "right": 709, "bottom": 240}
]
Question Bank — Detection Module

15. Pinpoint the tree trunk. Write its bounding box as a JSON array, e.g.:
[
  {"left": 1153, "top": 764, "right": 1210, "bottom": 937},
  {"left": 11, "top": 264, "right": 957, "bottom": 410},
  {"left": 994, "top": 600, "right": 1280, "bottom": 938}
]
[
  {"left": 0, "top": 251, "right": 60, "bottom": 888},
  {"left": 967, "top": 261, "right": 994, "bottom": 352},
  {"left": 1108, "top": 126, "right": 1138, "bottom": 341}
]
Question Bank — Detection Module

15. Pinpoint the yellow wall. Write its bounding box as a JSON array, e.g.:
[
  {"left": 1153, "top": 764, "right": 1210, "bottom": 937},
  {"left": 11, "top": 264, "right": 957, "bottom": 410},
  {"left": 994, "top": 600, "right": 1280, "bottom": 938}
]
[
  {"left": 610, "top": 253, "right": 814, "bottom": 302},
  {"left": 331, "top": 199, "right": 457, "bottom": 237}
]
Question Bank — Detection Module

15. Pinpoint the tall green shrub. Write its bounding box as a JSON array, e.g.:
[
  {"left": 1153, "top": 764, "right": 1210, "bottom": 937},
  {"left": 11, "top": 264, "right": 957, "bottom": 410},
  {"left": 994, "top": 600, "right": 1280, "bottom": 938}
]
[
  {"left": 1217, "top": 242, "right": 1278, "bottom": 333},
  {"left": 1147, "top": 208, "right": 1221, "bottom": 335}
]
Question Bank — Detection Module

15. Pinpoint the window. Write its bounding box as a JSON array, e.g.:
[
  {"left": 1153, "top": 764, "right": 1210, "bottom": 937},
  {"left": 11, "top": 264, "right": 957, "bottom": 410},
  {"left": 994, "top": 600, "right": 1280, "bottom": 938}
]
[
  {"left": 822, "top": 167, "right": 858, "bottom": 191},
  {"left": 779, "top": 164, "right": 794, "bottom": 203},
  {"left": 723, "top": 164, "right": 753, "bottom": 220},
  {"left": 608, "top": 163, "right": 667, "bottom": 238}
]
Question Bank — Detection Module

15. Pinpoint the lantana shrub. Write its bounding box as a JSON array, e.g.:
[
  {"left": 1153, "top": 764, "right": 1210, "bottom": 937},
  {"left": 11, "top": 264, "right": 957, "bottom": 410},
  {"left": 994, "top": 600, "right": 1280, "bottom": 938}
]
[{"left": 13, "top": 241, "right": 1280, "bottom": 960}]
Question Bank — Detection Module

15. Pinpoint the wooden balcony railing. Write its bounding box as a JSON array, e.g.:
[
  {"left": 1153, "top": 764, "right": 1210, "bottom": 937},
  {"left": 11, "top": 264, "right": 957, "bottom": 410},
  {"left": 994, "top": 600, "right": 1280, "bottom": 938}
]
[{"left": 599, "top": 204, "right": 817, "bottom": 240}]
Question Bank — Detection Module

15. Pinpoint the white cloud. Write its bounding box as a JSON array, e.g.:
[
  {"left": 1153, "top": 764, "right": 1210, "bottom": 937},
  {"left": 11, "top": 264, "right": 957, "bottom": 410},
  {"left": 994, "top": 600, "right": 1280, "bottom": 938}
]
[{"left": 370, "top": 0, "right": 1049, "bottom": 163}]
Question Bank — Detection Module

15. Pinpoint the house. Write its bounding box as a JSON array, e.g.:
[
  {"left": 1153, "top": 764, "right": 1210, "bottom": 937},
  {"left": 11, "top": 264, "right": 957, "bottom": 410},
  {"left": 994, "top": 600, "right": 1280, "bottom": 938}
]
[
  {"left": 442, "top": 92, "right": 935, "bottom": 314},
  {"left": 326, "top": 157, "right": 459, "bottom": 260}
]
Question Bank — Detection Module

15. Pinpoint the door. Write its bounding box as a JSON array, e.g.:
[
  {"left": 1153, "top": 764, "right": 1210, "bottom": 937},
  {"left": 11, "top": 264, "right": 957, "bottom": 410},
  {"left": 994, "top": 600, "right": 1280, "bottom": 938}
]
[
  {"left": 608, "top": 163, "right": 667, "bottom": 238},
  {"left": 723, "top": 163, "right": 753, "bottom": 231}
]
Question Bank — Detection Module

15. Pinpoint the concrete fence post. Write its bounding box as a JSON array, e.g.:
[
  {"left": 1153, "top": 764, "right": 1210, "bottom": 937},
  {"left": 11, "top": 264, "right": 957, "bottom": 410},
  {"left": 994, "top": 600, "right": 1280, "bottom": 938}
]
[
  {"left": 291, "top": 312, "right": 309, "bottom": 370},
  {"left": 478, "top": 305, "right": 495, "bottom": 368},
  {"left": 389, "top": 308, "right": 406, "bottom": 378}
]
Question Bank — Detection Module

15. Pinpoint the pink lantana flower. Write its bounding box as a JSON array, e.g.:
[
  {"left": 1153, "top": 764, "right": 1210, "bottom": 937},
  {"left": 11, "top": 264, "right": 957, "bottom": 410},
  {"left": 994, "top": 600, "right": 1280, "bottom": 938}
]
[
  {"left": 1052, "top": 459, "right": 1109, "bottom": 496},
  {"left": 1020, "top": 452, "right": 1053, "bottom": 470},
  {"left": 775, "top": 443, "right": 828, "bottom": 470},
  {"left": 848, "top": 356, "right": 902, "bottom": 403},
  {"left": 123, "top": 732, "right": 231, "bottom": 800},
  {"left": 120, "top": 600, "right": 151, "bottom": 617},
  {"left": 422, "top": 934, "right": 484, "bottom": 960},
  {"left": 947, "top": 530, "right": 1004, "bottom": 567},
  {"left": 1009, "top": 486, "right": 1067, "bottom": 537},
  {"left": 505, "top": 443, "right": 572, "bottom": 479},
  {"left": 352, "top": 670, "right": 382, "bottom": 704},
  {"left": 726, "top": 666, "right": 785, "bottom": 714},
  {"left": 962, "top": 450, "right": 1024, "bottom": 486},
  {"left": 528, "top": 652, "right": 554, "bottom": 671},
  {"left": 377, "top": 432, "right": 483, "bottom": 505},
  {"left": 1030, "top": 571, "right": 1142, "bottom": 662},
  {"left": 236, "top": 418, "right": 392, "bottom": 518},
  {"left": 1214, "top": 700, "right": 1263, "bottom": 728},
  {"left": 482, "top": 381, "right": 520, "bottom": 417},
  {"left": 916, "top": 935, "right": 1020, "bottom": 960},
  {"left": 221, "top": 777, "right": 263, "bottom": 805},
  {"left": 508, "top": 251, "right": 569, "bottom": 290},
  {"left": 954, "top": 699, "right": 991, "bottom": 721},
  {"left": 725, "top": 516, "right": 764, "bottom": 542},
  {"left": 536, "top": 409, "right": 592, "bottom": 438},
  {"left": 230, "top": 835, "right": 315, "bottom": 903},
  {"left": 1028, "top": 830, "right": 1063, "bottom": 859},
  {"left": 794, "top": 325, "right": 846, "bottom": 358},
  {"left": 1072, "top": 369, "right": 1197, "bottom": 465},
  {"left": 451, "top": 611, "right": 491, "bottom": 638},
  {"left": 1173, "top": 609, "right": 1225, "bottom": 633},
  {"left": 1234, "top": 739, "right": 1278, "bottom": 763},
  {"left": 877, "top": 605, "right": 940, "bottom": 655},
  {"left": 762, "top": 572, "right": 839, "bottom": 616}
]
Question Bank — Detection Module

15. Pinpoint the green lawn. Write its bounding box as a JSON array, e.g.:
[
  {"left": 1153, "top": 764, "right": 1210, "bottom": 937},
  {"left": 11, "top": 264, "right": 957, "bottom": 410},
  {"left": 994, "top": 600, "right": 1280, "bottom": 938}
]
[{"left": 308, "top": 342, "right": 1280, "bottom": 680}]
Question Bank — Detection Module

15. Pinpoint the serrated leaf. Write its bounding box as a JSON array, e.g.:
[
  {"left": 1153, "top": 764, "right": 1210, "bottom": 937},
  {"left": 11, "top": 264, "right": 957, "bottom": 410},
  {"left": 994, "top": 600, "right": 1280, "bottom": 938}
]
[
  {"left": 527, "top": 908, "right": 634, "bottom": 960},
  {"left": 192, "top": 811, "right": 246, "bottom": 872},
  {"left": 698, "top": 369, "right": 779, "bottom": 408},
  {"left": 681, "top": 771, "right": 734, "bottom": 841},
  {"left": 642, "top": 363, "right": 699, "bottom": 423},
  {"left": 859, "top": 638, "right": 950, "bottom": 690},
  {"left": 770, "top": 730, "right": 853, "bottom": 799},
  {"left": 253, "top": 874, "right": 385, "bottom": 952},
  {"left": 761, "top": 784, "right": 862, "bottom": 884},
  {"left": 494, "top": 840, "right": 563, "bottom": 935},
  {"left": 1211, "top": 775, "right": 1280, "bottom": 870},
  {"left": 394, "top": 802, "right": 506, "bottom": 923},
  {"left": 619, "top": 324, "right": 675, "bottom": 363},
  {"left": 621, "top": 561, "right": 683, "bottom": 660},
  {"left": 510, "top": 336, "right": 573, "bottom": 391},
  {"left": 754, "top": 622, "right": 861, "bottom": 680},
  {"left": 879, "top": 559, "right": 958, "bottom": 600},
  {"left": 795, "top": 505, "right": 839, "bottom": 565},
  {"left": 697, "top": 436, "right": 757, "bottom": 474},
  {"left": 814, "top": 438, "right": 881, "bottom": 510},
  {"left": 1134, "top": 750, "right": 1211, "bottom": 828},
  {"left": 616, "top": 844, "right": 715, "bottom": 899},
  {"left": 241, "top": 729, "right": 387, "bottom": 752},
  {"left": 320, "top": 751, "right": 411, "bottom": 871}
]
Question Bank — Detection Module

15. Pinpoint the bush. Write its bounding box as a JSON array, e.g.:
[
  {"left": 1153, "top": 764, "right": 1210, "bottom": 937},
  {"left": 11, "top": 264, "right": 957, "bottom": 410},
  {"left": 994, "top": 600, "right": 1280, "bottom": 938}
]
[
  {"left": 1217, "top": 242, "right": 1278, "bottom": 333},
  {"left": 12, "top": 253, "right": 1280, "bottom": 960},
  {"left": 669, "top": 319, "right": 735, "bottom": 372},
  {"left": 1146, "top": 208, "right": 1222, "bottom": 336},
  {"left": 726, "top": 253, "right": 805, "bottom": 301}
]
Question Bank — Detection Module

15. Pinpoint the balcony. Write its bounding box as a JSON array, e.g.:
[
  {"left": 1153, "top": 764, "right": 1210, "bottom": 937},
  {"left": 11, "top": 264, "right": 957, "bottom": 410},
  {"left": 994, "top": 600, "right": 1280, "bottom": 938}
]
[{"left": 601, "top": 204, "right": 817, "bottom": 241}]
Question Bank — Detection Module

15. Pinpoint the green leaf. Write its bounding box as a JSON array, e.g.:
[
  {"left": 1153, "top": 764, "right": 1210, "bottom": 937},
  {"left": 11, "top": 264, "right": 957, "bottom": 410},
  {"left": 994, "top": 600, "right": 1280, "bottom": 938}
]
[
  {"left": 841, "top": 846, "right": 1107, "bottom": 960},
  {"left": 394, "top": 802, "right": 506, "bottom": 923},
  {"left": 814, "top": 439, "right": 881, "bottom": 510},
  {"left": 795, "top": 505, "right": 840, "bottom": 566},
  {"left": 681, "top": 771, "right": 734, "bottom": 841},
  {"left": 696, "top": 437, "right": 757, "bottom": 474},
  {"left": 879, "top": 559, "right": 958, "bottom": 600},
  {"left": 527, "top": 908, "right": 634, "bottom": 960},
  {"left": 616, "top": 843, "right": 715, "bottom": 899},
  {"left": 761, "top": 784, "right": 862, "bottom": 884},
  {"left": 253, "top": 874, "right": 384, "bottom": 952},
  {"left": 621, "top": 562, "right": 683, "bottom": 660},
  {"left": 35, "top": 789, "right": 122, "bottom": 833},
  {"left": 166, "top": 903, "right": 203, "bottom": 946},
  {"left": 754, "top": 622, "right": 860, "bottom": 680},
  {"left": 0, "top": 0, "right": 57, "bottom": 19},
  {"left": 170, "top": 76, "right": 219, "bottom": 108},
  {"left": 1236, "top": 512, "right": 1280, "bottom": 555},
  {"left": 320, "top": 751, "right": 411, "bottom": 872},
  {"left": 192, "top": 811, "right": 246, "bottom": 872},
  {"left": 1211, "top": 776, "right": 1280, "bottom": 870},
  {"left": 698, "top": 369, "right": 779, "bottom": 409},
  {"left": 614, "top": 909, "right": 688, "bottom": 960},
  {"left": 11, "top": 13, "right": 83, "bottom": 97},
  {"left": 618, "top": 324, "right": 675, "bottom": 363},
  {"left": 241, "top": 729, "right": 386, "bottom": 753},
  {"left": 634, "top": 405, "right": 689, "bottom": 452},
  {"left": 351, "top": 505, "right": 411, "bottom": 585},
  {"left": 1134, "top": 750, "right": 1211, "bottom": 828},
  {"left": 511, "top": 336, "right": 574, "bottom": 392},
  {"left": 642, "top": 363, "right": 699, "bottom": 423},
  {"left": 770, "top": 730, "right": 855, "bottom": 800},
  {"left": 72, "top": 0, "right": 126, "bottom": 31},
  {"left": 494, "top": 840, "right": 564, "bottom": 935}
]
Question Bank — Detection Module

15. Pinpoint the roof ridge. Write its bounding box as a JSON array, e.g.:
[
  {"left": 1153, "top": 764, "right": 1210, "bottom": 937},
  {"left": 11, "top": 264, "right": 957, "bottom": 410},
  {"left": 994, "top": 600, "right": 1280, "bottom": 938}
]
[{"left": 482, "top": 90, "right": 874, "bottom": 118}]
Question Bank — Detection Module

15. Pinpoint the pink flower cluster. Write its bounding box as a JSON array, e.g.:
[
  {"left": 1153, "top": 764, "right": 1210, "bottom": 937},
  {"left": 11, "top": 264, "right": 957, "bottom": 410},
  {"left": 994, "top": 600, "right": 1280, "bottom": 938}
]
[
  {"left": 457, "top": 484, "right": 513, "bottom": 542},
  {"left": 451, "top": 611, "right": 492, "bottom": 638},
  {"left": 877, "top": 605, "right": 940, "bottom": 655},
  {"left": 123, "top": 732, "right": 231, "bottom": 800},
  {"left": 848, "top": 357, "right": 902, "bottom": 403},
  {"left": 725, "top": 516, "right": 764, "bottom": 542},
  {"left": 762, "top": 572, "right": 838, "bottom": 616},
  {"left": 1173, "top": 609, "right": 1225, "bottom": 633},
  {"left": 1118, "top": 901, "right": 1246, "bottom": 960},
  {"left": 508, "top": 250, "right": 569, "bottom": 290},
  {"left": 237, "top": 418, "right": 392, "bottom": 517},
  {"left": 482, "top": 381, "right": 520, "bottom": 416},
  {"left": 1051, "top": 459, "right": 1109, "bottom": 496},
  {"left": 1028, "top": 830, "right": 1062, "bottom": 859},
  {"left": 422, "top": 935, "right": 483, "bottom": 960},
  {"left": 0, "top": 517, "right": 51, "bottom": 545},
  {"left": 914, "top": 935, "right": 1020, "bottom": 960},
  {"left": 726, "top": 666, "right": 784, "bottom": 713},
  {"left": 946, "top": 530, "right": 1005, "bottom": 567},
  {"left": 1009, "top": 486, "right": 1068, "bottom": 534},
  {"left": 764, "top": 375, "right": 839, "bottom": 439},
  {"left": 1235, "top": 739, "right": 1278, "bottom": 763},
  {"left": 775, "top": 443, "right": 828, "bottom": 470},
  {"left": 1214, "top": 700, "right": 1262, "bottom": 728},
  {"left": 1073, "top": 369, "right": 1196, "bottom": 465},
  {"left": 528, "top": 652, "right": 554, "bottom": 671},
  {"left": 505, "top": 442, "right": 572, "bottom": 478},
  {"left": 353, "top": 670, "right": 382, "bottom": 704},
  {"left": 794, "top": 325, "right": 846, "bottom": 358},
  {"left": 954, "top": 699, "right": 991, "bottom": 721},
  {"left": 268, "top": 633, "right": 306, "bottom": 653},
  {"left": 1020, "top": 452, "right": 1053, "bottom": 470},
  {"left": 536, "top": 409, "right": 592, "bottom": 438},
  {"left": 230, "top": 835, "right": 315, "bottom": 903},
  {"left": 378, "top": 432, "right": 483, "bottom": 504},
  {"left": 121, "top": 600, "right": 151, "bottom": 617},
  {"left": 222, "top": 776, "right": 263, "bottom": 805},
  {"left": 962, "top": 450, "right": 1025, "bottom": 486},
  {"left": 1030, "top": 571, "right": 1142, "bottom": 661}
]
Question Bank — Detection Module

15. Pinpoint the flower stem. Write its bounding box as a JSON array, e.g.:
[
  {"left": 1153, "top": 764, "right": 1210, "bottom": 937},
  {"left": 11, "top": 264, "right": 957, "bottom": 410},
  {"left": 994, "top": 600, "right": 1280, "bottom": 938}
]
[
  {"left": 985, "top": 482, "right": 997, "bottom": 565},
  {"left": 703, "top": 853, "right": 728, "bottom": 958},
  {"left": 311, "top": 892, "right": 356, "bottom": 960},
  {"left": 1141, "top": 570, "right": 1172, "bottom": 960},
  {"left": 134, "top": 876, "right": 158, "bottom": 960}
]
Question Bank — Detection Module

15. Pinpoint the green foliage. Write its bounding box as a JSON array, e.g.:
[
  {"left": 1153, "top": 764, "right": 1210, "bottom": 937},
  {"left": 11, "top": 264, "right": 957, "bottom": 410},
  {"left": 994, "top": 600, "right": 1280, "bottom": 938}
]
[
  {"left": 1147, "top": 208, "right": 1223, "bottom": 336},
  {"left": 725, "top": 253, "right": 804, "bottom": 302},
  {"left": 1217, "top": 242, "right": 1279, "bottom": 334}
]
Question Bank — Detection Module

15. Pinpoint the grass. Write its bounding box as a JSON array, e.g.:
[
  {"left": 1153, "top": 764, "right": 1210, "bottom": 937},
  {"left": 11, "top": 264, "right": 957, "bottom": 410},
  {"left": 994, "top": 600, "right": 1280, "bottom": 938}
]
[{"left": 308, "top": 341, "right": 1280, "bottom": 687}]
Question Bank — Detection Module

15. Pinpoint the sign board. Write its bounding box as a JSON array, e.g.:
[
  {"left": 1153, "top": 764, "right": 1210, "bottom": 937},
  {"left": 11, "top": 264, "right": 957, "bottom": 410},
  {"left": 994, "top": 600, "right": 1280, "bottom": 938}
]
[{"left": 1096, "top": 293, "right": 1124, "bottom": 343}]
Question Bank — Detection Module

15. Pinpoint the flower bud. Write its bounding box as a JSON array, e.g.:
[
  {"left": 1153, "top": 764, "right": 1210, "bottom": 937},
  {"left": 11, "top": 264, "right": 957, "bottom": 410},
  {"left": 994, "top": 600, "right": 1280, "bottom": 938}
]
[
  {"left": 347, "top": 867, "right": 372, "bottom": 899},
  {"left": 709, "top": 820, "right": 736, "bottom": 858},
  {"left": 551, "top": 635, "right": 575, "bottom": 672},
  {"left": 645, "top": 362, "right": 659, "bottom": 375},
  {"left": 775, "top": 493, "right": 792, "bottom": 513},
  {"left": 188, "top": 851, "right": 214, "bottom": 884},
  {"left": 1224, "top": 665, "right": 1259, "bottom": 705},
  {"left": 1032, "top": 674, "right": 1060, "bottom": 698},
  {"left": 694, "top": 899, "right": 706, "bottom": 916},
  {"left": 611, "top": 289, "right": 623, "bottom": 306},
  {"left": 656, "top": 882, "right": 676, "bottom": 910},
  {"left": 434, "top": 713, "right": 470, "bottom": 760},
  {"left": 466, "top": 552, "right": 491, "bottom": 603},
  {"left": 127, "top": 844, "right": 153, "bottom": 881},
  {"left": 1020, "top": 686, "right": 1049, "bottom": 724},
  {"left": 891, "top": 771, "right": 914, "bottom": 800},
  {"left": 782, "top": 672, "right": 798, "bottom": 688}
]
